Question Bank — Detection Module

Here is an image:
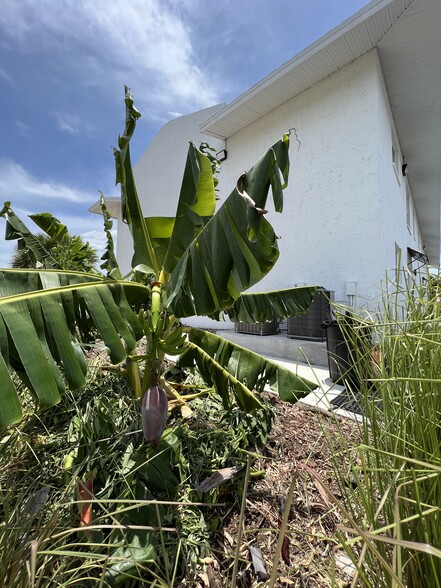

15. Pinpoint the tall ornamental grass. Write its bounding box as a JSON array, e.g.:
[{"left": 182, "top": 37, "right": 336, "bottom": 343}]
[{"left": 326, "top": 270, "right": 441, "bottom": 587}]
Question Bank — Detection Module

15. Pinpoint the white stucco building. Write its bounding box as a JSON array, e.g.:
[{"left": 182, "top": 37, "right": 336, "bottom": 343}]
[{"left": 98, "top": 0, "right": 441, "bottom": 316}]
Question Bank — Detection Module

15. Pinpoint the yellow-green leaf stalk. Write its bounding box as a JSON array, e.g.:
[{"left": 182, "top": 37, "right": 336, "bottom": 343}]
[
  {"left": 126, "top": 356, "right": 142, "bottom": 399},
  {"left": 150, "top": 281, "right": 162, "bottom": 333},
  {"left": 142, "top": 280, "right": 165, "bottom": 393}
]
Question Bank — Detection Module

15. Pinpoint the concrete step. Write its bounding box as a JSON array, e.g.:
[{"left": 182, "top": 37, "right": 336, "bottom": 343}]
[{"left": 213, "top": 329, "right": 329, "bottom": 367}]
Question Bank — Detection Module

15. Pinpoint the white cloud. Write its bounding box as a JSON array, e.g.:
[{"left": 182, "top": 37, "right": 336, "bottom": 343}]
[
  {"left": 54, "top": 113, "right": 81, "bottom": 135},
  {"left": 0, "top": 0, "right": 219, "bottom": 111},
  {"left": 54, "top": 113, "right": 94, "bottom": 135},
  {"left": 0, "top": 159, "right": 89, "bottom": 204}
]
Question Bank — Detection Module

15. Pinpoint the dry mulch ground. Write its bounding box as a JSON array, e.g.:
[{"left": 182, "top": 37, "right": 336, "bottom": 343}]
[
  {"left": 201, "top": 398, "right": 363, "bottom": 587},
  {"left": 91, "top": 347, "right": 363, "bottom": 586}
]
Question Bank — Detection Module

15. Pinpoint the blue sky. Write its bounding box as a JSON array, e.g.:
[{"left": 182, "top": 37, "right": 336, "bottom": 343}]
[{"left": 0, "top": 0, "right": 369, "bottom": 268}]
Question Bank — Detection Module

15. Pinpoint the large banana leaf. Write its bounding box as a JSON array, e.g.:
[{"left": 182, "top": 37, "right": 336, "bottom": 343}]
[
  {"left": 0, "top": 269, "right": 147, "bottom": 427},
  {"left": 135, "top": 138, "right": 216, "bottom": 271},
  {"left": 163, "top": 142, "right": 216, "bottom": 273},
  {"left": 116, "top": 88, "right": 158, "bottom": 276},
  {"left": 28, "top": 212, "right": 69, "bottom": 243},
  {"left": 137, "top": 141, "right": 218, "bottom": 276},
  {"left": 116, "top": 90, "right": 217, "bottom": 281},
  {"left": 179, "top": 328, "right": 317, "bottom": 409},
  {"left": 143, "top": 217, "right": 175, "bottom": 269},
  {"left": 164, "top": 134, "right": 291, "bottom": 318},
  {"left": 226, "top": 286, "right": 319, "bottom": 323}
]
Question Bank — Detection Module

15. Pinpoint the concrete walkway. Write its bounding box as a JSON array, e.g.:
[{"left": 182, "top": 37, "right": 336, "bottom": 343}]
[
  {"left": 266, "top": 355, "right": 362, "bottom": 422},
  {"left": 214, "top": 329, "right": 360, "bottom": 421}
]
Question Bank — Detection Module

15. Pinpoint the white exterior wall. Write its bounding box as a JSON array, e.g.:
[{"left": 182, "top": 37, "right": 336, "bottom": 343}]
[
  {"left": 116, "top": 104, "right": 225, "bottom": 275},
  {"left": 122, "top": 50, "right": 419, "bottom": 328},
  {"left": 217, "top": 51, "right": 385, "bottom": 307},
  {"left": 375, "top": 54, "right": 424, "bottom": 282}
]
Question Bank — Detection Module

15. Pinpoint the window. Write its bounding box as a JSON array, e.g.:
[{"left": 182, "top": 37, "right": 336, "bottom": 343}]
[{"left": 407, "top": 247, "right": 429, "bottom": 284}]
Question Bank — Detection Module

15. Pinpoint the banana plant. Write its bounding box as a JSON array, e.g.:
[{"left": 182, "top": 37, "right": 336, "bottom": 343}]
[{"left": 0, "top": 87, "right": 319, "bottom": 436}]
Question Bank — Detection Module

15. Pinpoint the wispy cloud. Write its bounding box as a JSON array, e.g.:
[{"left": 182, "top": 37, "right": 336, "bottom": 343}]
[
  {"left": 0, "top": 0, "right": 219, "bottom": 112},
  {"left": 0, "top": 159, "right": 90, "bottom": 204},
  {"left": 54, "top": 112, "right": 93, "bottom": 135},
  {"left": 15, "top": 120, "right": 31, "bottom": 137},
  {"left": 0, "top": 65, "right": 14, "bottom": 86}
]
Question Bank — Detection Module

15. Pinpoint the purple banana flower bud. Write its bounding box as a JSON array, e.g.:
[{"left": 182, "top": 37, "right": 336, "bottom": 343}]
[{"left": 141, "top": 385, "right": 168, "bottom": 448}]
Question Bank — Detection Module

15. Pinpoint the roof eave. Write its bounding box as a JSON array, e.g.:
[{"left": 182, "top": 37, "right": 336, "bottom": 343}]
[{"left": 201, "top": 0, "right": 412, "bottom": 139}]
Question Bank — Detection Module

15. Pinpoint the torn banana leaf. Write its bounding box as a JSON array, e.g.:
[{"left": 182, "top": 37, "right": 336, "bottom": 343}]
[{"left": 178, "top": 328, "right": 317, "bottom": 410}]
